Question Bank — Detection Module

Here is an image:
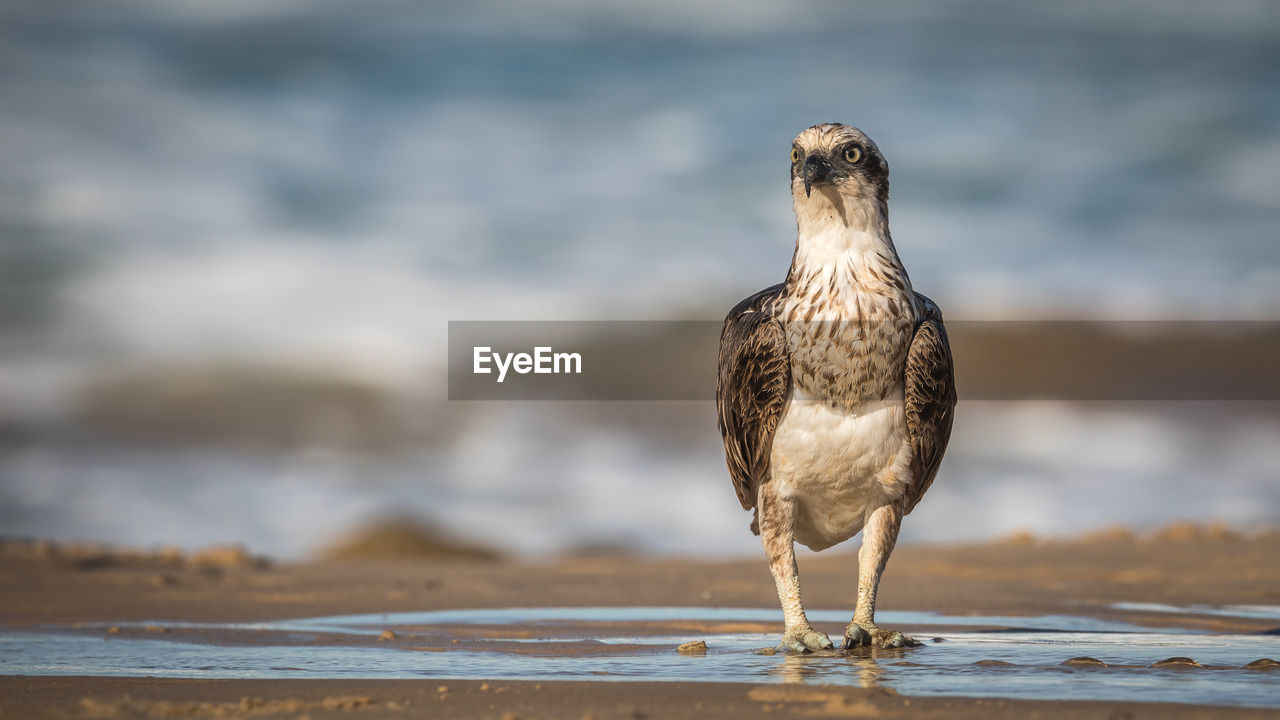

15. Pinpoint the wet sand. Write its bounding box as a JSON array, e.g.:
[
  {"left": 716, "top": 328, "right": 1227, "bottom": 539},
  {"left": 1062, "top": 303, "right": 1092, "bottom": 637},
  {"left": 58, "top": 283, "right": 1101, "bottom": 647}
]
[
  {"left": 4, "top": 676, "right": 1277, "bottom": 720},
  {"left": 2, "top": 526, "right": 1278, "bottom": 718}
]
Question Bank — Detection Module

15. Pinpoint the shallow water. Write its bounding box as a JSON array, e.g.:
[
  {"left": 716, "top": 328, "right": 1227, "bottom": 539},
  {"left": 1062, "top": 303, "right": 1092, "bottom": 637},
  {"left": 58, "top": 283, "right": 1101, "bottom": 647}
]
[
  {"left": 164, "top": 606, "right": 1175, "bottom": 634},
  {"left": 3, "top": 607, "right": 1277, "bottom": 708},
  {"left": 1110, "top": 602, "right": 1280, "bottom": 621}
]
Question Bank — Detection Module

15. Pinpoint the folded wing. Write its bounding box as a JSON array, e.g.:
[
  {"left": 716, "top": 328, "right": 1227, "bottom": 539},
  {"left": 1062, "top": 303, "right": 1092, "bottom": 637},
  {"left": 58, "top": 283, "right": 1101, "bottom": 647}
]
[
  {"left": 716, "top": 284, "right": 790, "bottom": 510},
  {"left": 903, "top": 292, "right": 958, "bottom": 514}
]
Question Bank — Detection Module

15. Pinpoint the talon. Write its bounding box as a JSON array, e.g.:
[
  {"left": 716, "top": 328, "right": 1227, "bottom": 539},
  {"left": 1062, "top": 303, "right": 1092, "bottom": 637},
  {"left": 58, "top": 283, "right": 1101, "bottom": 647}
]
[
  {"left": 843, "top": 622, "right": 872, "bottom": 649},
  {"left": 844, "top": 622, "right": 919, "bottom": 650},
  {"left": 781, "top": 627, "right": 833, "bottom": 653},
  {"left": 805, "top": 630, "right": 835, "bottom": 651},
  {"left": 873, "top": 628, "right": 920, "bottom": 649}
]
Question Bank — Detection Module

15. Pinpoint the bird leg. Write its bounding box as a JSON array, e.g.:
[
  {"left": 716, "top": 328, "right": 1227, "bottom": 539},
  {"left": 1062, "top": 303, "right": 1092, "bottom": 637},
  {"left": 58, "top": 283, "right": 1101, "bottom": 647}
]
[
  {"left": 844, "top": 502, "right": 920, "bottom": 649},
  {"left": 758, "top": 483, "right": 833, "bottom": 653}
]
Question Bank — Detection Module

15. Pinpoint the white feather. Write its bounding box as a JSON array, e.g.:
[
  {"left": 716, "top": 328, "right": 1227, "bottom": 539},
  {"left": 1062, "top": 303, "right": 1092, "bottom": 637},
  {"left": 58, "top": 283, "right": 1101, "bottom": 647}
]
[{"left": 771, "top": 391, "right": 909, "bottom": 551}]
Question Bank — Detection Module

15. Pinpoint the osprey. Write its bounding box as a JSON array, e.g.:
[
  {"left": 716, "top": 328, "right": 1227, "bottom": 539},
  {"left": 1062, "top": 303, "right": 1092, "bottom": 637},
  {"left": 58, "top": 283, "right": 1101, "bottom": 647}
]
[{"left": 716, "top": 123, "right": 956, "bottom": 652}]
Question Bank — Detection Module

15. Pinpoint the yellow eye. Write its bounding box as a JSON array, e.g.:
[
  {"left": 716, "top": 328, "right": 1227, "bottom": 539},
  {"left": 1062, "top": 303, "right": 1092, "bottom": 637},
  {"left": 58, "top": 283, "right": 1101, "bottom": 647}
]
[
  {"left": 790, "top": 147, "right": 801, "bottom": 163},
  {"left": 844, "top": 146, "right": 863, "bottom": 163}
]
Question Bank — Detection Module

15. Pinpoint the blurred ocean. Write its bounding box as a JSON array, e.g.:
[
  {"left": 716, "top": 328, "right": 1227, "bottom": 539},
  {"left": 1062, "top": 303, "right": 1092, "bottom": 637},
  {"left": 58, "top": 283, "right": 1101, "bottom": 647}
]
[{"left": 1, "top": 0, "right": 1278, "bottom": 558}]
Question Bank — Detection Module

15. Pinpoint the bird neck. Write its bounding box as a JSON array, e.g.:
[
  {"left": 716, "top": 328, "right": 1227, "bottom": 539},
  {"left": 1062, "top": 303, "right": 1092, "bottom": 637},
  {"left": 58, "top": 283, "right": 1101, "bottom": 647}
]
[{"left": 785, "top": 188, "right": 905, "bottom": 289}]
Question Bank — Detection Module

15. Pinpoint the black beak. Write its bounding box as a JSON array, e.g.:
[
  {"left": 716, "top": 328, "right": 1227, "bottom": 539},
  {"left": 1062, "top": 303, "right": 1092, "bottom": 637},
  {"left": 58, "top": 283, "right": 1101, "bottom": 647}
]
[{"left": 802, "top": 154, "right": 831, "bottom": 197}]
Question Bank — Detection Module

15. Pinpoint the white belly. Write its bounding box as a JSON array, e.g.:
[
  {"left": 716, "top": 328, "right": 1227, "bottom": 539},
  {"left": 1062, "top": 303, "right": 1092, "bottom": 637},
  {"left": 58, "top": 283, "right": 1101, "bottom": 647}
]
[{"left": 769, "top": 390, "right": 910, "bottom": 551}]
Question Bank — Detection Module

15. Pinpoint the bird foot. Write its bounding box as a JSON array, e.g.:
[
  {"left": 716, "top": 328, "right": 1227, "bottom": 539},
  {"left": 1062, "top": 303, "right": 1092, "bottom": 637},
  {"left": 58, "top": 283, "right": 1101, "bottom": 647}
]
[
  {"left": 843, "top": 622, "right": 921, "bottom": 650},
  {"left": 779, "top": 626, "right": 835, "bottom": 654}
]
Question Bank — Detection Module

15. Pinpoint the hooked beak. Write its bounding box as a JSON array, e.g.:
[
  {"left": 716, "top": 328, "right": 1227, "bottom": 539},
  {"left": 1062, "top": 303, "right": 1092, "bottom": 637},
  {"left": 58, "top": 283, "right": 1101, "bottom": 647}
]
[{"left": 802, "top": 154, "right": 832, "bottom": 197}]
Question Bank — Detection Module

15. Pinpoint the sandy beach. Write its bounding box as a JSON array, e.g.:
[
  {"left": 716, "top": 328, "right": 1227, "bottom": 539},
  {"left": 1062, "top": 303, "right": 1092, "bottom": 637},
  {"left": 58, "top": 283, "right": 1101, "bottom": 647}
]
[{"left": 2, "top": 525, "right": 1277, "bottom": 718}]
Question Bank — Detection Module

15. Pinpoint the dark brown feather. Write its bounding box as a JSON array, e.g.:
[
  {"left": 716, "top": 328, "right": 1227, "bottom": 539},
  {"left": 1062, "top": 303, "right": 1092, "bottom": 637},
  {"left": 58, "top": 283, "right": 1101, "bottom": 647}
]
[
  {"left": 716, "top": 284, "right": 790, "bottom": 510},
  {"left": 903, "top": 292, "right": 957, "bottom": 514}
]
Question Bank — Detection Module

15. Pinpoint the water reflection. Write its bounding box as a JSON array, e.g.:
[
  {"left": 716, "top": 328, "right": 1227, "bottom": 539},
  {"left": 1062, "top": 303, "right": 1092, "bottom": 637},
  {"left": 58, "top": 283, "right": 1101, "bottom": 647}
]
[{"left": 772, "top": 647, "right": 898, "bottom": 687}]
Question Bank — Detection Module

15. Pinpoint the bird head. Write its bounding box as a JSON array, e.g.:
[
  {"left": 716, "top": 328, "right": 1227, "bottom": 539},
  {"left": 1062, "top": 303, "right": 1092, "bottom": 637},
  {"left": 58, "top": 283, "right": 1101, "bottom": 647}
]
[{"left": 789, "top": 123, "right": 888, "bottom": 206}]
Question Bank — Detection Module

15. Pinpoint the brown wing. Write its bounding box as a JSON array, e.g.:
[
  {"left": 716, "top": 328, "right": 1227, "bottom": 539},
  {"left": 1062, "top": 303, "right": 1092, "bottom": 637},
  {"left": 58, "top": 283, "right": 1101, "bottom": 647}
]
[
  {"left": 903, "top": 292, "right": 957, "bottom": 514},
  {"left": 716, "top": 284, "right": 790, "bottom": 510}
]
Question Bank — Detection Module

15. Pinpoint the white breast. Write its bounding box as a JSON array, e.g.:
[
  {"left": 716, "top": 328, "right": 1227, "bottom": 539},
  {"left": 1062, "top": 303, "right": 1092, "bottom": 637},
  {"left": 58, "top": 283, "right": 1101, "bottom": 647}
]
[{"left": 769, "top": 390, "right": 910, "bottom": 551}]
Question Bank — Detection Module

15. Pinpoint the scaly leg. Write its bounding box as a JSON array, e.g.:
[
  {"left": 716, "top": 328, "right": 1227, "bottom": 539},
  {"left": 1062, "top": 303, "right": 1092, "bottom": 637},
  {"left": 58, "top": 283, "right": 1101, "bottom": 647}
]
[
  {"left": 844, "top": 503, "right": 920, "bottom": 649},
  {"left": 758, "top": 483, "right": 833, "bottom": 653}
]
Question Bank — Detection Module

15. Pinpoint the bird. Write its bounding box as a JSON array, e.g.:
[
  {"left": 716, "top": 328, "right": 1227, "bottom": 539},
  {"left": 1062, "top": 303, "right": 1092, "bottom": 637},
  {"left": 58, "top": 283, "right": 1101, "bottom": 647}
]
[{"left": 716, "top": 123, "right": 956, "bottom": 653}]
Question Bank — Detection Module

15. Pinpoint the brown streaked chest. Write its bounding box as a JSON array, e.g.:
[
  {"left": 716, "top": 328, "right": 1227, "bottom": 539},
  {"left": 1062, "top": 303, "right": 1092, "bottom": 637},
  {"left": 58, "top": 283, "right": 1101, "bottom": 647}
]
[{"left": 774, "top": 252, "right": 918, "bottom": 411}]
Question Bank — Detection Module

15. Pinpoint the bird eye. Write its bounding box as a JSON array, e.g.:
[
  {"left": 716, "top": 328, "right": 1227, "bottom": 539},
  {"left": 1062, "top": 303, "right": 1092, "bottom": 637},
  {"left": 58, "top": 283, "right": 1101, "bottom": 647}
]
[
  {"left": 844, "top": 146, "right": 863, "bottom": 164},
  {"left": 790, "top": 147, "right": 801, "bottom": 164}
]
